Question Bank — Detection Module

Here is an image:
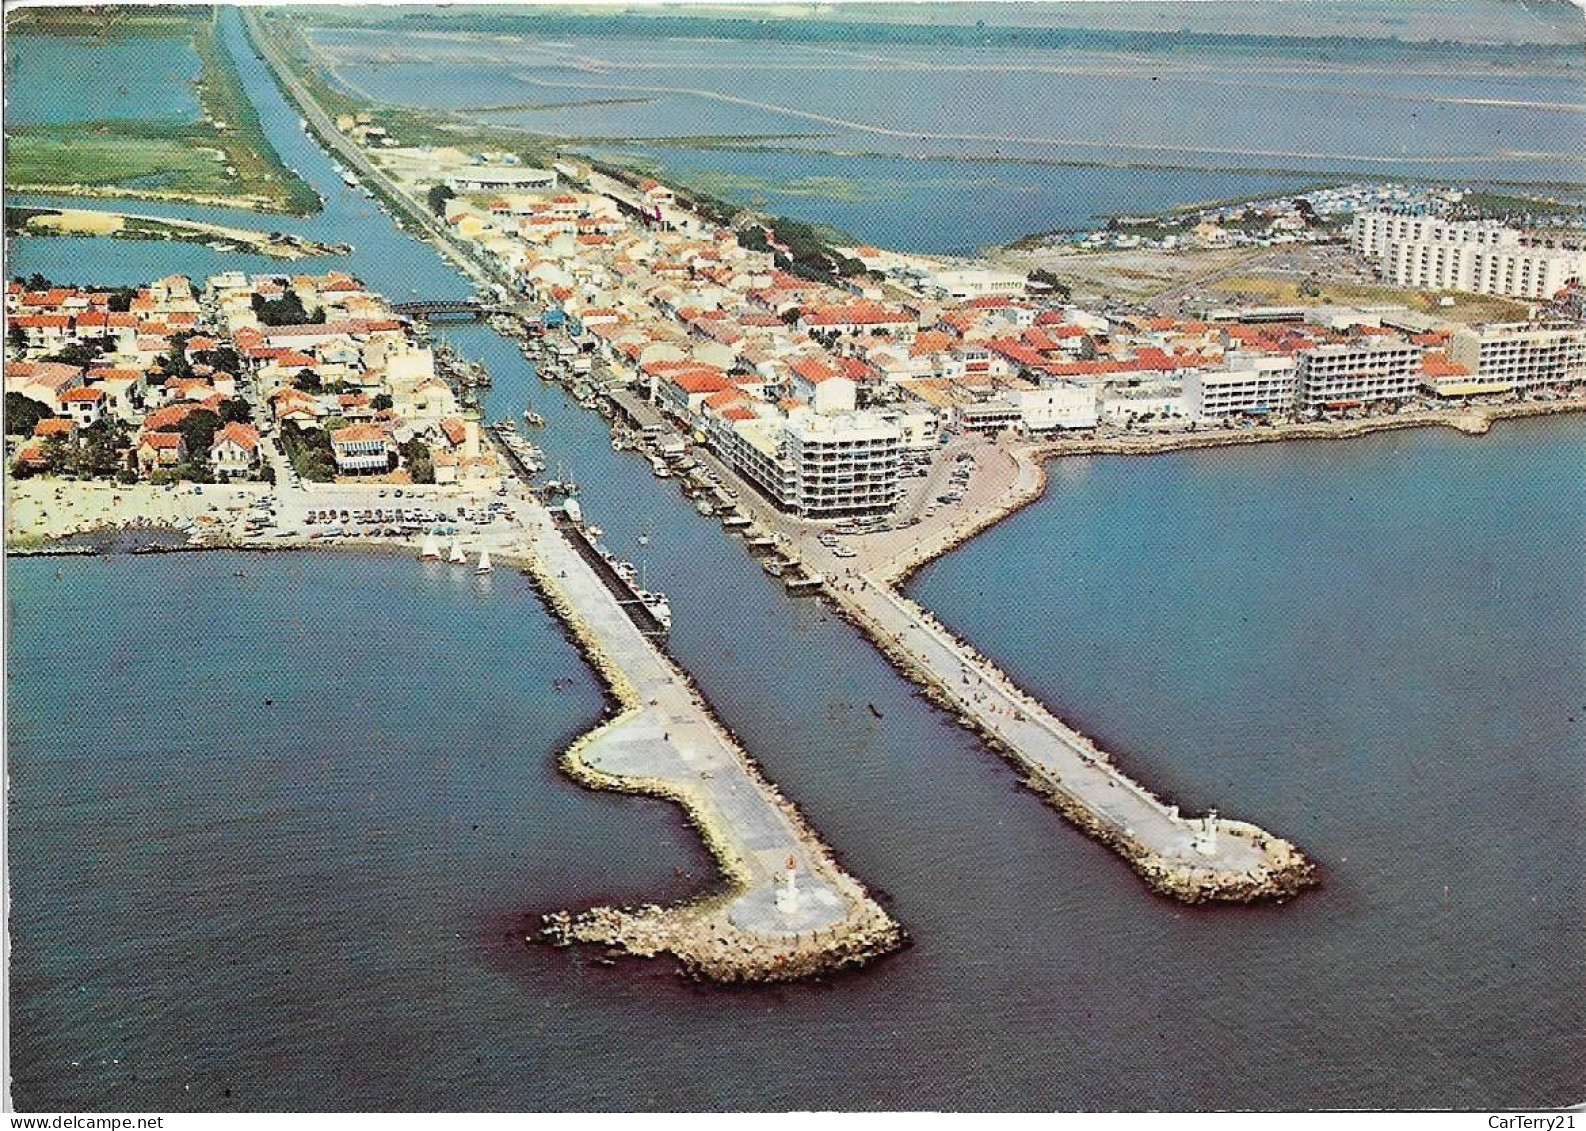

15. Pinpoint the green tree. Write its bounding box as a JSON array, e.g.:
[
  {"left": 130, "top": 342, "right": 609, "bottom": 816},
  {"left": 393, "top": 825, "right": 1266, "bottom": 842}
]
[
  {"left": 400, "top": 437, "right": 434, "bottom": 484},
  {"left": 427, "top": 183, "right": 456, "bottom": 216},
  {"left": 40, "top": 433, "right": 72, "bottom": 475},
  {"left": 5, "top": 392, "right": 52, "bottom": 435},
  {"left": 69, "top": 418, "right": 133, "bottom": 479},
  {"left": 40, "top": 338, "right": 114, "bottom": 368},
  {"left": 219, "top": 398, "right": 254, "bottom": 424},
  {"left": 180, "top": 409, "right": 223, "bottom": 466},
  {"left": 293, "top": 368, "right": 323, "bottom": 393},
  {"left": 1027, "top": 269, "right": 1072, "bottom": 300},
  {"left": 371, "top": 393, "right": 393, "bottom": 411},
  {"left": 251, "top": 290, "right": 321, "bottom": 327},
  {"left": 193, "top": 345, "right": 243, "bottom": 374},
  {"left": 7, "top": 320, "right": 26, "bottom": 352}
]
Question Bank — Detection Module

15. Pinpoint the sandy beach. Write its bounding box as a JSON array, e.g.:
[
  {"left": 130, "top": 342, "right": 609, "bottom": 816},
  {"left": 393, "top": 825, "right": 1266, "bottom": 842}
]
[{"left": 6, "top": 477, "right": 271, "bottom": 548}]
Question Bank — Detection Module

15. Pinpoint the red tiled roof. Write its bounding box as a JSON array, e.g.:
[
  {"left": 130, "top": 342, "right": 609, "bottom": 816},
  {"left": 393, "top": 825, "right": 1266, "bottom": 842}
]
[
  {"left": 212, "top": 422, "right": 260, "bottom": 450},
  {"left": 145, "top": 404, "right": 199, "bottom": 431},
  {"left": 331, "top": 423, "right": 389, "bottom": 444},
  {"left": 789, "top": 357, "right": 841, "bottom": 385},
  {"left": 671, "top": 371, "right": 734, "bottom": 396},
  {"left": 1421, "top": 354, "right": 1472, "bottom": 379}
]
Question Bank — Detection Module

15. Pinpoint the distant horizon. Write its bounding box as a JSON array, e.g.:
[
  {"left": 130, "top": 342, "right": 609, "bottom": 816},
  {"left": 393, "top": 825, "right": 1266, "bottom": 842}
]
[{"left": 290, "top": 0, "right": 1586, "bottom": 47}]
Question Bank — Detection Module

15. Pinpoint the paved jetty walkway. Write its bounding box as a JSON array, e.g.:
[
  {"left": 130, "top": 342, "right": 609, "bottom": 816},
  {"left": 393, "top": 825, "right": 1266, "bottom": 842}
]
[
  {"left": 506, "top": 498, "right": 902, "bottom": 977},
  {"left": 694, "top": 444, "right": 1313, "bottom": 902}
]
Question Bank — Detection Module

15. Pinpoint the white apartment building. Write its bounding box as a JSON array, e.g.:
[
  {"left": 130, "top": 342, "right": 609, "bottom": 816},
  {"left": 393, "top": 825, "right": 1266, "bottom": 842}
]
[
  {"left": 917, "top": 267, "right": 1028, "bottom": 301},
  {"left": 445, "top": 166, "right": 558, "bottom": 193},
  {"left": 1183, "top": 354, "right": 1299, "bottom": 419},
  {"left": 728, "top": 410, "right": 902, "bottom": 518},
  {"left": 1007, "top": 383, "right": 1099, "bottom": 430},
  {"left": 1351, "top": 212, "right": 1513, "bottom": 259},
  {"left": 881, "top": 404, "right": 942, "bottom": 450},
  {"left": 1296, "top": 337, "right": 1423, "bottom": 410},
  {"left": 1353, "top": 211, "right": 1584, "bottom": 300},
  {"left": 1386, "top": 241, "right": 1583, "bottom": 300},
  {"left": 1447, "top": 322, "right": 1586, "bottom": 392}
]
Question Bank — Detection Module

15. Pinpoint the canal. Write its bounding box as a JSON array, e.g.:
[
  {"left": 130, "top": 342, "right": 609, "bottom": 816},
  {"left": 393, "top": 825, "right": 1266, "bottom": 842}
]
[{"left": 5, "top": 8, "right": 1581, "bottom": 1111}]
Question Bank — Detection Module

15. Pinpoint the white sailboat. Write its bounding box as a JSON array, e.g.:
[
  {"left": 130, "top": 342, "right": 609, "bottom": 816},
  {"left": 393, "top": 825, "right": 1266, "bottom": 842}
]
[
  {"left": 420, "top": 532, "right": 442, "bottom": 560},
  {"left": 448, "top": 539, "right": 466, "bottom": 564},
  {"left": 475, "top": 550, "right": 493, "bottom": 575}
]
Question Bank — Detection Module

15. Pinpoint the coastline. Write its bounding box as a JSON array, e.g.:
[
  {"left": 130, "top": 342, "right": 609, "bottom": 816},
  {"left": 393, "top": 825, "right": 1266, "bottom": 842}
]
[
  {"left": 1024, "top": 395, "right": 1586, "bottom": 465},
  {"left": 7, "top": 206, "right": 349, "bottom": 260},
  {"left": 686, "top": 401, "right": 1582, "bottom": 906},
  {"left": 5, "top": 477, "right": 905, "bottom": 985},
  {"left": 21, "top": 5, "right": 1570, "bottom": 946},
  {"left": 886, "top": 397, "right": 1586, "bottom": 592}
]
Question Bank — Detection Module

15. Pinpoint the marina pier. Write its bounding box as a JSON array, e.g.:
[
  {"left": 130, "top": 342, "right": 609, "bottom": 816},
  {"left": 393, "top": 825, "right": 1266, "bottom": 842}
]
[
  {"left": 838, "top": 578, "right": 1314, "bottom": 901},
  {"left": 507, "top": 497, "right": 904, "bottom": 980},
  {"left": 688, "top": 443, "right": 1316, "bottom": 902}
]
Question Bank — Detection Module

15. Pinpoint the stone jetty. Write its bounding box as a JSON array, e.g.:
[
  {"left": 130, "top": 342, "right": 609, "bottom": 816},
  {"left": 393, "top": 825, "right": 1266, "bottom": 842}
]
[
  {"left": 507, "top": 500, "right": 905, "bottom": 982},
  {"left": 687, "top": 441, "right": 1318, "bottom": 904},
  {"left": 831, "top": 577, "right": 1316, "bottom": 903}
]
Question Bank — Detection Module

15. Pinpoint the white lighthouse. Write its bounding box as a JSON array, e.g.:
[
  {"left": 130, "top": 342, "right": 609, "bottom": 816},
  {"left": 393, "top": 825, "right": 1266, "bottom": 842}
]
[
  {"left": 774, "top": 854, "right": 800, "bottom": 915},
  {"left": 1194, "top": 808, "right": 1220, "bottom": 856}
]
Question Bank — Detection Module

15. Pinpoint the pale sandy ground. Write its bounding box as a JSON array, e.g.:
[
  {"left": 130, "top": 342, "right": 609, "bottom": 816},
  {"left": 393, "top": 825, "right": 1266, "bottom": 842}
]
[{"left": 6, "top": 478, "right": 269, "bottom": 546}]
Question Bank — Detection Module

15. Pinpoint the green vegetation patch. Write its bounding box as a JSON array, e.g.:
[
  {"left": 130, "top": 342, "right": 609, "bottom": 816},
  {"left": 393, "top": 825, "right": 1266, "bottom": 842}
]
[
  {"left": 5, "top": 5, "right": 199, "bottom": 37},
  {"left": 5, "top": 14, "right": 317, "bottom": 214},
  {"left": 5, "top": 125, "right": 231, "bottom": 191}
]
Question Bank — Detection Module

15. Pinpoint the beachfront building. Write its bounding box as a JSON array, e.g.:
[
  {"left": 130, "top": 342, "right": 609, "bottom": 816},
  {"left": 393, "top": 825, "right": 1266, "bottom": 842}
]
[
  {"left": 329, "top": 423, "right": 394, "bottom": 475},
  {"left": 1446, "top": 323, "right": 1586, "bottom": 393},
  {"left": 57, "top": 385, "right": 107, "bottom": 428},
  {"left": 1353, "top": 211, "right": 1585, "bottom": 300},
  {"left": 5, "top": 361, "right": 85, "bottom": 412},
  {"left": 954, "top": 398, "right": 1024, "bottom": 435},
  {"left": 1005, "top": 384, "right": 1100, "bottom": 431},
  {"left": 209, "top": 422, "right": 263, "bottom": 479},
  {"left": 728, "top": 409, "right": 902, "bottom": 519},
  {"left": 1296, "top": 337, "right": 1423, "bottom": 411},
  {"left": 1184, "top": 355, "right": 1300, "bottom": 420},
  {"left": 135, "top": 431, "right": 187, "bottom": 473}
]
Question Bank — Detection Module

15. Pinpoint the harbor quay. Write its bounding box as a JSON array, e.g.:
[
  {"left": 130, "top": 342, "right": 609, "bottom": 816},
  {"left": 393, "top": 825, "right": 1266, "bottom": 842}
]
[
  {"left": 688, "top": 441, "right": 1316, "bottom": 903},
  {"left": 500, "top": 494, "right": 905, "bottom": 981}
]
